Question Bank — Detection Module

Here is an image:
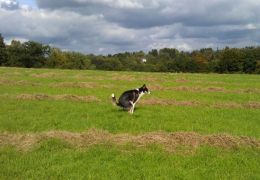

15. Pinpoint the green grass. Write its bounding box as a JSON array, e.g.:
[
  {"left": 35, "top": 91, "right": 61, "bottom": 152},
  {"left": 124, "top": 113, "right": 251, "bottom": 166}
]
[
  {"left": 0, "top": 67, "right": 260, "bottom": 179},
  {"left": 0, "top": 99, "right": 259, "bottom": 137},
  {"left": 0, "top": 141, "right": 259, "bottom": 180}
]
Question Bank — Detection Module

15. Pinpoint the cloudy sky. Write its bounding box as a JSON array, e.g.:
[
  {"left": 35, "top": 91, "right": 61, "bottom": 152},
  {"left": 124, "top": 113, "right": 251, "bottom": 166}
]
[{"left": 0, "top": 0, "right": 259, "bottom": 54}]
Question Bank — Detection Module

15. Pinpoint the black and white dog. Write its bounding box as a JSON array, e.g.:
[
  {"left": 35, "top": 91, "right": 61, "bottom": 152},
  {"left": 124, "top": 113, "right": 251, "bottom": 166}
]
[{"left": 112, "top": 84, "right": 150, "bottom": 114}]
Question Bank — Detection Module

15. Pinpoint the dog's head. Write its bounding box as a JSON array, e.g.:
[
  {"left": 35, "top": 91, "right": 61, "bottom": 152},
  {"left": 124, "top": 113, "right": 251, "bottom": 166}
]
[{"left": 139, "top": 84, "right": 150, "bottom": 94}]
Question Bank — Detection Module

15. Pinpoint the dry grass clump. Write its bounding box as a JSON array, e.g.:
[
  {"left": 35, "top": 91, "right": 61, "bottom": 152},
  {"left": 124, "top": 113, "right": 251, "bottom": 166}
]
[
  {"left": 149, "top": 84, "right": 260, "bottom": 94},
  {"left": 16, "top": 94, "right": 100, "bottom": 102},
  {"left": 175, "top": 78, "right": 190, "bottom": 83},
  {"left": 140, "top": 98, "right": 201, "bottom": 107},
  {"left": 243, "top": 88, "right": 260, "bottom": 93},
  {"left": 212, "top": 102, "right": 243, "bottom": 109},
  {"left": 31, "top": 72, "right": 60, "bottom": 78},
  {"left": 0, "top": 78, "right": 39, "bottom": 86},
  {"left": 51, "top": 82, "right": 97, "bottom": 88},
  {"left": 112, "top": 75, "right": 135, "bottom": 81},
  {"left": 245, "top": 102, "right": 260, "bottom": 109},
  {"left": 149, "top": 85, "right": 226, "bottom": 92},
  {"left": 212, "top": 102, "right": 260, "bottom": 109},
  {"left": 51, "top": 82, "right": 112, "bottom": 89},
  {"left": 1, "top": 129, "right": 259, "bottom": 152}
]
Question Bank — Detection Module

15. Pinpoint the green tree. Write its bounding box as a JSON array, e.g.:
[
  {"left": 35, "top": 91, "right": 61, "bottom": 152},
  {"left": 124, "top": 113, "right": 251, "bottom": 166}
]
[
  {"left": 255, "top": 60, "right": 260, "bottom": 74},
  {"left": 191, "top": 53, "right": 209, "bottom": 72},
  {"left": 148, "top": 49, "right": 158, "bottom": 57},
  {"left": 6, "top": 40, "right": 25, "bottom": 67},
  {"left": 6, "top": 40, "right": 50, "bottom": 68},
  {"left": 22, "top": 41, "right": 50, "bottom": 68},
  {"left": 218, "top": 48, "right": 245, "bottom": 73},
  {"left": 159, "top": 48, "right": 179, "bottom": 59},
  {"left": 45, "top": 47, "right": 66, "bottom": 68},
  {"left": 242, "top": 47, "right": 257, "bottom": 73},
  {"left": 64, "top": 51, "right": 91, "bottom": 69},
  {"left": 0, "top": 34, "right": 7, "bottom": 65}
]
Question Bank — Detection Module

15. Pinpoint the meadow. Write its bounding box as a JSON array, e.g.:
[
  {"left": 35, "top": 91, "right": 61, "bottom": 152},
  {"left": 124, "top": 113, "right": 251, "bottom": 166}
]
[{"left": 0, "top": 67, "right": 259, "bottom": 179}]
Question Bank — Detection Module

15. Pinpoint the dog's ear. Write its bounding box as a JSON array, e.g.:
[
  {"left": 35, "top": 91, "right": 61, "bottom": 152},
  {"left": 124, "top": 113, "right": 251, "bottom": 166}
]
[{"left": 143, "top": 84, "right": 146, "bottom": 87}]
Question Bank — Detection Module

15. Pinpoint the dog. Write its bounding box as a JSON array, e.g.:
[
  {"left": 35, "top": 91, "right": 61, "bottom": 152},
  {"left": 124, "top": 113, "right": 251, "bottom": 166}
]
[{"left": 112, "top": 84, "right": 150, "bottom": 114}]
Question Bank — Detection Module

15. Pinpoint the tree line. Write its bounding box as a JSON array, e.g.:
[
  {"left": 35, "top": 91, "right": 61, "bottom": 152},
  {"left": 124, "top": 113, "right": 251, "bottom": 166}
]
[{"left": 1, "top": 34, "right": 260, "bottom": 73}]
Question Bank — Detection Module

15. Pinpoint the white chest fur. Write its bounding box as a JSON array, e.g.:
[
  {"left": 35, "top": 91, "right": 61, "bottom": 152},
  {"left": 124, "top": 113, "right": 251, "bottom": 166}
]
[{"left": 134, "top": 92, "right": 144, "bottom": 105}]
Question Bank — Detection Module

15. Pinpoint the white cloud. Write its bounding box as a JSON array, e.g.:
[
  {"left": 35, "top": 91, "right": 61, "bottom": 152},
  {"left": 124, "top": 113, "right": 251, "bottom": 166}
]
[
  {"left": 92, "top": 0, "right": 143, "bottom": 9},
  {"left": 4, "top": 37, "right": 28, "bottom": 45},
  {"left": 246, "top": 24, "right": 257, "bottom": 30},
  {"left": 0, "top": 0, "right": 259, "bottom": 54},
  {"left": 0, "top": 0, "right": 19, "bottom": 10}
]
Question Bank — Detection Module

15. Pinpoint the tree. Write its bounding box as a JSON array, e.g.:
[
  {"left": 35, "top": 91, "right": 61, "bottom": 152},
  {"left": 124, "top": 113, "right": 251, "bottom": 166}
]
[
  {"left": 64, "top": 51, "right": 91, "bottom": 69},
  {"left": 217, "top": 48, "right": 245, "bottom": 73},
  {"left": 255, "top": 60, "right": 260, "bottom": 74},
  {"left": 167, "top": 53, "right": 196, "bottom": 72},
  {"left": 191, "top": 53, "right": 209, "bottom": 72},
  {"left": 6, "top": 40, "right": 50, "bottom": 68},
  {"left": 22, "top": 41, "right": 50, "bottom": 68},
  {"left": 45, "top": 47, "right": 65, "bottom": 68},
  {"left": 6, "top": 40, "right": 25, "bottom": 67},
  {"left": 159, "top": 48, "right": 179, "bottom": 59},
  {"left": 199, "top": 48, "right": 214, "bottom": 61},
  {"left": 148, "top": 49, "right": 158, "bottom": 57},
  {"left": 0, "top": 34, "right": 7, "bottom": 65},
  {"left": 241, "top": 47, "right": 257, "bottom": 73},
  {"left": 243, "top": 58, "right": 256, "bottom": 73}
]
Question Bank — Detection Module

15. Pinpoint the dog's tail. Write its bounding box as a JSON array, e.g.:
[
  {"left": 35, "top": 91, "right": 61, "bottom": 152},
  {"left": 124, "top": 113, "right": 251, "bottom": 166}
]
[{"left": 111, "top": 93, "right": 118, "bottom": 106}]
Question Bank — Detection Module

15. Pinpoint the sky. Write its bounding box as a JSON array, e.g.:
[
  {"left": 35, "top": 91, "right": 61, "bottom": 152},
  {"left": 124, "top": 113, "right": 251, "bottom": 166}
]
[
  {"left": 19, "top": 0, "right": 36, "bottom": 7},
  {"left": 0, "top": 0, "right": 259, "bottom": 54}
]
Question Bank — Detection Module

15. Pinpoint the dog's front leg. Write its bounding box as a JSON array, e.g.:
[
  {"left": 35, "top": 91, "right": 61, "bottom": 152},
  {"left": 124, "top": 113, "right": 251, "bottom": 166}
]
[
  {"left": 131, "top": 103, "right": 136, "bottom": 114},
  {"left": 129, "top": 107, "right": 133, "bottom": 114},
  {"left": 129, "top": 101, "right": 134, "bottom": 114}
]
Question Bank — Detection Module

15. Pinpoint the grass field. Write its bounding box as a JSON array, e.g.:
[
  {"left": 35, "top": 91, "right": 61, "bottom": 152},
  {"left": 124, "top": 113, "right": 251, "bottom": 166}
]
[{"left": 0, "top": 67, "right": 259, "bottom": 179}]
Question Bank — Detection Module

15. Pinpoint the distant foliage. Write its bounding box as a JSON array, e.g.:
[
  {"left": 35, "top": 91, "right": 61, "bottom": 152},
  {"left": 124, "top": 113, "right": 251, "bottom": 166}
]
[
  {"left": 5, "top": 40, "right": 50, "bottom": 68},
  {"left": 0, "top": 34, "right": 7, "bottom": 65},
  {"left": 0, "top": 34, "right": 260, "bottom": 74}
]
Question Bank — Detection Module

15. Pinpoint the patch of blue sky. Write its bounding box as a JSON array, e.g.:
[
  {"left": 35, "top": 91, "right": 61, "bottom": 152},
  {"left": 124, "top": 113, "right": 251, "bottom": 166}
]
[{"left": 18, "top": 0, "right": 36, "bottom": 8}]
